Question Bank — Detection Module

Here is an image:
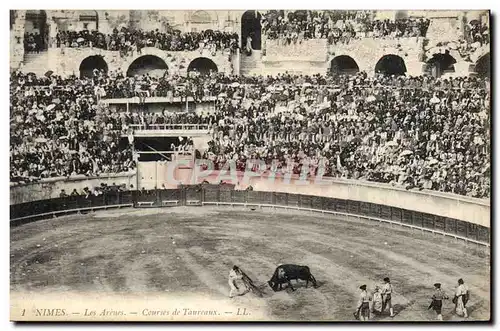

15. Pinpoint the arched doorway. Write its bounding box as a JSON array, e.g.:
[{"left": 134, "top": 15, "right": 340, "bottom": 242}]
[
  {"left": 330, "top": 55, "right": 359, "bottom": 76},
  {"left": 187, "top": 57, "right": 218, "bottom": 76},
  {"left": 375, "top": 54, "right": 407, "bottom": 76},
  {"left": 475, "top": 53, "right": 490, "bottom": 78},
  {"left": 24, "top": 10, "right": 48, "bottom": 51},
  {"left": 126, "top": 55, "right": 169, "bottom": 77},
  {"left": 241, "top": 10, "right": 262, "bottom": 51},
  {"left": 426, "top": 51, "right": 456, "bottom": 78},
  {"left": 79, "top": 55, "right": 108, "bottom": 78}
]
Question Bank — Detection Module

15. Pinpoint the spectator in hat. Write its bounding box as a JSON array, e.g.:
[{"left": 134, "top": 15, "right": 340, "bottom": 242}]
[{"left": 82, "top": 187, "right": 90, "bottom": 198}]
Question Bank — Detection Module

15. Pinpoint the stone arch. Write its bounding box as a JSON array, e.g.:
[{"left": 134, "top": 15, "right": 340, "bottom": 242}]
[
  {"left": 470, "top": 44, "right": 490, "bottom": 63},
  {"left": 79, "top": 55, "right": 108, "bottom": 78},
  {"left": 189, "top": 10, "right": 217, "bottom": 32},
  {"left": 375, "top": 54, "right": 407, "bottom": 76},
  {"left": 475, "top": 52, "right": 490, "bottom": 78},
  {"left": 24, "top": 10, "right": 48, "bottom": 51},
  {"left": 187, "top": 57, "right": 218, "bottom": 76},
  {"left": 241, "top": 10, "right": 262, "bottom": 51},
  {"left": 190, "top": 10, "right": 212, "bottom": 23},
  {"left": 78, "top": 10, "right": 99, "bottom": 31},
  {"left": 126, "top": 55, "right": 169, "bottom": 77},
  {"left": 330, "top": 55, "right": 359, "bottom": 76},
  {"left": 425, "top": 51, "right": 457, "bottom": 78},
  {"left": 425, "top": 45, "right": 462, "bottom": 63}
]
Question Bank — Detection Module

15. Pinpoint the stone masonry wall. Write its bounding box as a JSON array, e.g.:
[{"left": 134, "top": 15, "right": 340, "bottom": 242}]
[
  {"left": 10, "top": 11, "right": 26, "bottom": 71},
  {"left": 48, "top": 47, "right": 234, "bottom": 77},
  {"left": 263, "top": 39, "right": 328, "bottom": 62},
  {"left": 12, "top": 10, "right": 489, "bottom": 77},
  {"left": 329, "top": 37, "right": 426, "bottom": 76}
]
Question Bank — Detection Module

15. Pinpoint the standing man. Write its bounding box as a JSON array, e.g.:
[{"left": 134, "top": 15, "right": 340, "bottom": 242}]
[
  {"left": 245, "top": 35, "right": 253, "bottom": 56},
  {"left": 428, "top": 283, "right": 448, "bottom": 320},
  {"left": 454, "top": 278, "right": 469, "bottom": 318},
  {"left": 355, "top": 284, "right": 371, "bottom": 321},
  {"left": 381, "top": 277, "right": 395, "bottom": 317},
  {"left": 228, "top": 265, "right": 250, "bottom": 298}
]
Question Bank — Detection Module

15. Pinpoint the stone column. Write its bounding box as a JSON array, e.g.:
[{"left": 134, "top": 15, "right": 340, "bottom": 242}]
[
  {"left": 454, "top": 61, "right": 472, "bottom": 76},
  {"left": 11, "top": 10, "right": 26, "bottom": 70},
  {"left": 48, "top": 17, "right": 58, "bottom": 48},
  {"left": 406, "top": 61, "right": 425, "bottom": 76},
  {"left": 458, "top": 12, "right": 467, "bottom": 39}
]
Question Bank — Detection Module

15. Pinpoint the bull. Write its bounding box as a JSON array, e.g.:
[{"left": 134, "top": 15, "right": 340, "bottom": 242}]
[{"left": 267, "top": 264, "right": 318, "bottom": 292}]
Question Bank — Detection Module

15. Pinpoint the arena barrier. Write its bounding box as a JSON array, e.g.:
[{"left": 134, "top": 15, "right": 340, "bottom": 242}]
[
  {"left": 9, "top": 171, "right": 137, "bottom": 205},
  {"left": 10, "top": 185, "right": 490, "bottom": 247}
]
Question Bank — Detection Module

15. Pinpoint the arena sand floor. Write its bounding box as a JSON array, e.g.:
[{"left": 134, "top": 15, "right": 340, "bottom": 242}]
[{"left": 10, "top": 206, "right": 490, "bottom": 322}]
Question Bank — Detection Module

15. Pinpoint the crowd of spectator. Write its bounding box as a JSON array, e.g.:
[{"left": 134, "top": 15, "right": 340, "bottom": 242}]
[
  {"left": 434, "top": 20, "right": 490, "bottom": 63},
  {"left": 10, "top": 71, "right": 135, "bottom": 183},
  {"left": 10, "top": 70, "right": 490, "bottom": 198},
  {"left": 466, "top": 20, "right": 489, "bottom": 46},
  {"left": 59, "top": 182, "right": 129, "bottom": 199},
  {"left": 261, "top": 10, "right": 431, "bottom": 45},
  {"left": 13, "top": 69, "right": 236, "bottom": 101},
  {"left": 24, "top": 32, "right": 43, "bottom": 53},
  {"left": 197, "top": 72, "right": 490, "bottom": 198},
  {"left": 366, "top": 18, "right": 430, "bottom": 39},
  {"left": 56, "top": 27, "right": 239, "bottom": 56}
]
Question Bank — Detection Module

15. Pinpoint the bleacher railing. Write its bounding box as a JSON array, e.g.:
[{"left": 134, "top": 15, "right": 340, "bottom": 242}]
[
  {"left": 10, "top": 186, "right": 490, "bottom": 247},
  {"left": 18, "top": 82, "right": 489, "bottom": 93},
  {"left": 128, "top": 124, "right": 210, "bottom": 131}
]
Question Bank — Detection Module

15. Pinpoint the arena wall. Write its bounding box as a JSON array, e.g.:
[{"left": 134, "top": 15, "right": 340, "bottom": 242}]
[
  {"left": 12, "top": 9, "right": 489, "bottom": 76},
  {"left": 125, "top": 165, "right": 489, "bottom": 228},
  {"left": 247, "top": 176, "right": 489, "bottom": 228},
  {"left": 10, "top": 172, "right": 136, "bottom": 205},
  {"left": 251, "top": 36, "right": 475, "bottom": 77},
  {"left": 47, "top": 47, "right": 234, "bottom": 77},
  {"left": 263, "top": 39, "right": 329, "bottom": 63},
  {"left": 11, "top": 168, "right": 490, "bottom": 229},
  {"left": 258, "top": 38, "right": 429, "bottom": 76},
  {"left": 10, "top": 184, "right": 490, "bottom": 246},
  {"left": 329, "top": 37, "right": 425, "bottom": 76}
]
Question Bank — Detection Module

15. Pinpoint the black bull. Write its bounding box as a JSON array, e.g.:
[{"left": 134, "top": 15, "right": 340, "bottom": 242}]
[{"left": 268, "top": 264, "right": 318, "bottom": 291}]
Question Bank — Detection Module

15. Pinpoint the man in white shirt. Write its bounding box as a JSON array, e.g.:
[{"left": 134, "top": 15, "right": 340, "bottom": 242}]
[
  {"left": 454, "top": 278, "right": 469, "bottom": 318},
  {"left": 381, "top": 277, "right": 395, "bottom": 317}
]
